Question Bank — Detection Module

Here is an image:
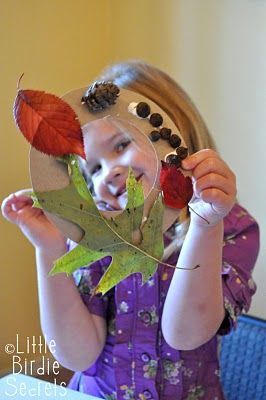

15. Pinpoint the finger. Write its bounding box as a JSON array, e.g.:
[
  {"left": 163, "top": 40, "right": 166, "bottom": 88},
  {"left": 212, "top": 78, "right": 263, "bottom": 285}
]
[
  {"left": 3, "top": 193, "right": 33, "bottom": 210},
  {"left": 1, "top": 194, "right": 21, "bottom": 223},
  {"left": 194, "top": 174, "right": 237, "bottom": 198},
  {"left": 14, "top": 188, "right": 33, "bottom": 197},
  {"left": 5, "top": 203, "right": 42, "bottom": 226},
  {"left": 17, "top": 204, "right": 42, "bottom": 220},
  {"left": 12, "top": 194, "right": 33, "bottom": 211},
  {"left": 1, "top": 193, "right": 33, "bottom": 222},
  {"left": 2, "top": 191, "right": 33, "bottom": 205},
  {"left": 200, "top": 188, "right": 235, "bottom": 212},
  {"left": 190, "top": 157, "right": 236, "bottom": 182},
  {"left": 182, "top": 149, "right": 221, "bottom": 170}
]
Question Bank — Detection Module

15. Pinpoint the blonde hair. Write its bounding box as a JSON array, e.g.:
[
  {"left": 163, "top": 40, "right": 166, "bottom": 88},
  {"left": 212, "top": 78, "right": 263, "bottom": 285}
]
[{"left": 96, "top": 60, "right": 217, "bottom": 257}]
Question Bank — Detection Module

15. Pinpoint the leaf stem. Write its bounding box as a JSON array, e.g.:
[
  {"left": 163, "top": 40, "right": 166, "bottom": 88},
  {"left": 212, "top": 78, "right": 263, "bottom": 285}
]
[
  {"left": 17, "top": 73, "right": 25, "bottom": 91},
  {"left": 188, "top": 205, "right": 210, "bottom": 224}
]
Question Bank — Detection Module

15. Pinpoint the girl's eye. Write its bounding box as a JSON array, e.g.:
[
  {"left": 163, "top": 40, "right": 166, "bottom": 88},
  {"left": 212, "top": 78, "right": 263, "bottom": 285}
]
[
  {"left": 91, "top": 164, "right": 101, "bottom": 175},
  {"left": 81, "top": 170, "right": 95, "bottom": 195},
  {"left": 115, "top": 139, "right": 131, "bottom": 153}
]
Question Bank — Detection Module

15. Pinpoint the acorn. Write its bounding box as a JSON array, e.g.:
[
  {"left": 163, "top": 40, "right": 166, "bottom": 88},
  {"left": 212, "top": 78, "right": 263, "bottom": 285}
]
[
  {"left": 136, "top": 102, "right": 151, "bottom": 118},
  {"left": 175, "top": 146, "right": 188, "bottom": 160},
  {"left": 160, "top": 127, "right": 172, "bottom": 140},
  {"left": 169, "top": 134, "right": 181, "bottom": 148},
  {"left": 150, "top": 113, "right": 163, "bottom": 127},
  {"left": 148, "top": 130, "right": 161, "bottom": 142}
]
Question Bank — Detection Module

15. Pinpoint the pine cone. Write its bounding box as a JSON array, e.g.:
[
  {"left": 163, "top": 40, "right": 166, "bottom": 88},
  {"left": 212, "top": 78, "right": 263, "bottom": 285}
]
[{"left": 81, "top": 81, "right": 120, "bottom": 112}]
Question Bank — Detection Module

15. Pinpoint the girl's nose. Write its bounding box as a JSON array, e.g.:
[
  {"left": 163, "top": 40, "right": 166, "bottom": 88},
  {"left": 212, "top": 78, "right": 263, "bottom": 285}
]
[{"left": 103, "top": 165, "right": 126, "bottom": 186}]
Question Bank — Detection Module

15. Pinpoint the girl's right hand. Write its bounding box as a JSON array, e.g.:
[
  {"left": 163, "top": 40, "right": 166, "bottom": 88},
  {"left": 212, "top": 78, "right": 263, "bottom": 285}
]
[{"left": 1, "top": 189, "right": 67, "bottom": 250}]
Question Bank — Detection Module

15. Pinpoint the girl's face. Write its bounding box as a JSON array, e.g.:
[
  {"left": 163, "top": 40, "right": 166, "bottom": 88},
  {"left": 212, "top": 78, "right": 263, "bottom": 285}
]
[{"left": 81, "top": 117, "right": 158, "bottom": 211}]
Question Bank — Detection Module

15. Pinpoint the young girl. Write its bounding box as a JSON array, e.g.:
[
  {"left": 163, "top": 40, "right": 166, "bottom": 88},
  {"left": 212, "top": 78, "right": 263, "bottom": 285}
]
[{"left": 1, "top": 61, "right": 259, "bottom": 399}]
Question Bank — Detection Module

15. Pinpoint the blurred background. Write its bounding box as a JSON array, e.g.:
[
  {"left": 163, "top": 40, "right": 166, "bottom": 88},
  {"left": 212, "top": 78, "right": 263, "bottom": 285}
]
[{"left": 0, "top": 0, "right": 265, "bottom": 375}]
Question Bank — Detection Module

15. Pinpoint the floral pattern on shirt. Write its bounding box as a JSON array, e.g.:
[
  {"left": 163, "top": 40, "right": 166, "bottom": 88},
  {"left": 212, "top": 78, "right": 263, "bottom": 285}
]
[
  {"left": 118, "top": 301, "right": 129, "bottom": 313},
  {"left": 119, "top": 385, "right": 135, "bottom": 400},
  {"left": 143, "top": 359, "right": 158, "bottom": 379},
  {"left": 182, "top": 365, "right": 193, "bottom": 378},
  {"left": 163, "top": 359, "right": 184, "bottom": 385},
  {"left": 138, "top": 305, "right": 159, "bottom": 327},
  {"left": 186, "top": 385, "right": 205, "bottom": 400}
]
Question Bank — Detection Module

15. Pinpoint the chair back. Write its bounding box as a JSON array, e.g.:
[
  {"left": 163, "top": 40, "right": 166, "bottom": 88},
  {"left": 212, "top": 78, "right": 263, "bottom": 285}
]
[{"left": 220, "top": 314, "right": 266, "bottom": 400}]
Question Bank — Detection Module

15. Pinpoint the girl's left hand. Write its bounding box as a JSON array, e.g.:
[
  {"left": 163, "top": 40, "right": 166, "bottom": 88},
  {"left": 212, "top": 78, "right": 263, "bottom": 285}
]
[{"left": 182, "top": 149, "right": 237, "bottom": 227}]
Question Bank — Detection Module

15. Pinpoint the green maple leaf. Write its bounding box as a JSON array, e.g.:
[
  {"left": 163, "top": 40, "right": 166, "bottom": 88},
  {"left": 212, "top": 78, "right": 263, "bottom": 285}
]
[{"left": 34, "top": 155, "right": 164, "bottom": 294}]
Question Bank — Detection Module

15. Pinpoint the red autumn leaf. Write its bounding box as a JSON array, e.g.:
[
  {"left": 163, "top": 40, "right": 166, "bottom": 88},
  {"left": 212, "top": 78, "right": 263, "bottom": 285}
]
[
  {"left": 13, "top": 85, "right": 85, "bottom": 159},
  {"left": 160, "top": 161, "right": 193, "bottom": 209}
]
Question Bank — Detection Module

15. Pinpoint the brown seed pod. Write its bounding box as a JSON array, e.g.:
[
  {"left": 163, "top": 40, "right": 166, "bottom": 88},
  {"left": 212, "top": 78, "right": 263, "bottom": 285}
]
[
  {"left": 148, "top": 130, "right": 161, "bottom": 142},
  {"left": 82, "top": 81, "right": 120, "bottom": 112},
  {"left": 136, "top": 102, "right": 151, "bottom": 118},
  {"left": 175, "top": 146, "right": 188, "bottom": 160},
  {"left": 160, "top": 127, "right": 172, "bottom": 140},
  {"left": 169, "top": 134, "right": 181, "bottom": 148},
  {"left": 150, "top": 113, "right": 163, "bottom": 127},
  {"left": 165, "top": 154, "right": 182, "bottom": 167}
]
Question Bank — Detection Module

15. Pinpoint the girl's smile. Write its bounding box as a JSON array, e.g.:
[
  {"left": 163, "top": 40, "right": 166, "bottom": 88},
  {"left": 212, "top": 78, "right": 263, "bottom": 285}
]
[{"left": 81, "top": 117, "right": 158, "bottom": 211}]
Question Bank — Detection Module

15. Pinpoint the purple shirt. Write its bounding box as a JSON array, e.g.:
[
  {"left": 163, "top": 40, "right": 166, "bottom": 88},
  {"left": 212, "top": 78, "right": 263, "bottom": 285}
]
[{"left": 68, "top": 204, "right": 259, "bottom": 400}]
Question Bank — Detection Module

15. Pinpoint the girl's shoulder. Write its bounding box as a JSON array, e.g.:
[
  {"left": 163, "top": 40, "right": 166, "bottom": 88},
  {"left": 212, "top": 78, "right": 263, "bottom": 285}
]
[{"left": 223, "top": 203, "right": 259, "bottom": 238}]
